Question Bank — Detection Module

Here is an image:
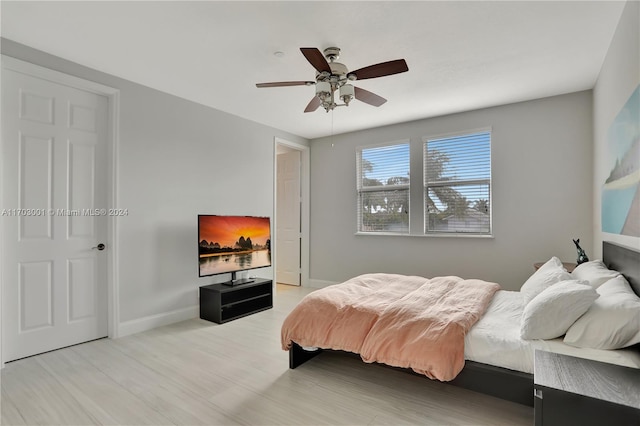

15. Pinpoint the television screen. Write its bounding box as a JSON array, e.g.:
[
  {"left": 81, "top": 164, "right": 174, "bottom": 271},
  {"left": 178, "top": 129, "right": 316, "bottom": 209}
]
[{"left": 198, "top": 215, "right": 271, "bottom": 278}]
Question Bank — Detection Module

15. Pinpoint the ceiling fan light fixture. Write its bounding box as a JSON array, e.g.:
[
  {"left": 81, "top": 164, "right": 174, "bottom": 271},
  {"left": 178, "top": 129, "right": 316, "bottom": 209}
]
[
  {"left": 340, "top": 84, "right": 355, "bottom": 105},
  {"left": 316, "top": 81, "right": 331, "bottom": 100}
]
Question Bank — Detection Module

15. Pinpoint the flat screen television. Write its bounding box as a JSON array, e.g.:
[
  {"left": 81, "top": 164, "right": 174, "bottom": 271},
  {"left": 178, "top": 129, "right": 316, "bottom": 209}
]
[{"left": 198, "top": 215, "right": 271, "bottom": 286}]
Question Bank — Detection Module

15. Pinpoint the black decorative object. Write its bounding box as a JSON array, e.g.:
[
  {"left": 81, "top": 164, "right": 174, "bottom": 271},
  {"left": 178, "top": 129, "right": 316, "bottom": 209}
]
[{"left": 573, "top": 238, "right": 589, "bottom": 265}]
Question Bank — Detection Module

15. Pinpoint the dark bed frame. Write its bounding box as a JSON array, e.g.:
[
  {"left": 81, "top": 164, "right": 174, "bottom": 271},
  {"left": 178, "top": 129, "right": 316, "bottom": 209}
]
[{"left": 288, "top": 241, "right": 640, "bottom": 407}]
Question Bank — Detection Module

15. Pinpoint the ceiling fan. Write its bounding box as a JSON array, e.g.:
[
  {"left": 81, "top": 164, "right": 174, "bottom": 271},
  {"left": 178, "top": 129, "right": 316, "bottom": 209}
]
[{"left": 256, "top": 47, "right": 409, "bottom": 113}]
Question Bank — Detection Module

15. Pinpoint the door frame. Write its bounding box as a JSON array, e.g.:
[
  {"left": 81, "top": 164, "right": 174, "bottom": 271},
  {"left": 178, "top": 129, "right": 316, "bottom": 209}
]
[
  {"left": 0, "top": 56, "right": 121, "bottom": 367},
  {"left": 273, "top": 137, "right": 309, "bottom": 287}
]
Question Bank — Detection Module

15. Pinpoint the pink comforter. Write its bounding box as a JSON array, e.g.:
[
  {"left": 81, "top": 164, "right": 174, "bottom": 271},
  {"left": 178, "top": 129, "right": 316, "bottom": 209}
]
[{"left": 281, "top": 273, "right": 500, "bottom": 381}]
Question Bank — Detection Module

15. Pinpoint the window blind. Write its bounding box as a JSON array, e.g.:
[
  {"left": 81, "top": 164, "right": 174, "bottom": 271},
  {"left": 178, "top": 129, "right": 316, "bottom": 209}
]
[
  {"left": 356, "top": 142, "right": 410, "bottom": 233},
  {"left": 424, "top": 131, "right": 491, "bottom": 234}
]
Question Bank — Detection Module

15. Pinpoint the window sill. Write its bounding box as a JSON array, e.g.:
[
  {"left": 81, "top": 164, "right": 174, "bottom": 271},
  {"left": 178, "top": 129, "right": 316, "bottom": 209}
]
[{"left": 355, "top": 232, "right": 494, "bottom": 239}]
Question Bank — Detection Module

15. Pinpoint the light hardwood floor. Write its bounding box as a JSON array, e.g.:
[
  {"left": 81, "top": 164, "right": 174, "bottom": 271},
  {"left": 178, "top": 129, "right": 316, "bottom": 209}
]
[{"left": 1, "top": 284, "right": 533, "bottom": 425}]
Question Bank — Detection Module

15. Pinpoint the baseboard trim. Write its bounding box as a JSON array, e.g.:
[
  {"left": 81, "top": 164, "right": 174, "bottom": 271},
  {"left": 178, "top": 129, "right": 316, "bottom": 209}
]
[
  {"left": 307, "top": 279, "right": 339, "bottom": 288},
  {"left": 117, "top": 305, "right": 198, "bottom": 338}
]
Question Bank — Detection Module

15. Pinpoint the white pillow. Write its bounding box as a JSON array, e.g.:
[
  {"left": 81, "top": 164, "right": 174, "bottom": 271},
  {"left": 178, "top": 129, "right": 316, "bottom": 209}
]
[
  {"left": 571, "top": 260, "right": 620, "bottom": 289},
  {"left": 564, "top": 276, "right": 640, "bottom": 349},
  {"left": 521, "top": 257, "right": 572, "bottom": 306},
  {"left": 520, "top": 279, "right": 597, "bottom": 340}
]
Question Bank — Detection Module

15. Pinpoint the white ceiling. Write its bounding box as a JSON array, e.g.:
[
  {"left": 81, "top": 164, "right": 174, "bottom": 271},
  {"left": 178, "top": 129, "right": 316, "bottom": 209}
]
[{"left": 1, "top": 1, "right": 626, "bottom": 139}]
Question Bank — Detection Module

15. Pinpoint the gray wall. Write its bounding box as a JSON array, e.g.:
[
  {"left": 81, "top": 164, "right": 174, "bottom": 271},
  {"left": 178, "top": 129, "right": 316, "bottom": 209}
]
[
  {"left": 1, "top": 39, "right": 309, "bottom": 328},
  {"left": 593, "top": 0, "right": 640, "bottom": 257},
  {"left": 310, "top": 91, "right": 593, "bottom": 290}
]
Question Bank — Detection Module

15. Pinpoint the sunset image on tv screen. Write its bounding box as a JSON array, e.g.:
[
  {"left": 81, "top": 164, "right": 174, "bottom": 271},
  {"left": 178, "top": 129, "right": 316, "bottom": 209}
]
[{"left": 198, "top": 215, "right": 271, "bottom": 276}]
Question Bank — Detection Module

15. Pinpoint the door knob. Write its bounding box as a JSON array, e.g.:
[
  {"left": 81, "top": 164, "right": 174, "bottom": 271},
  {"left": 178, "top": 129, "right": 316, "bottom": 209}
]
[{"left": 92, "top": 243, "right": 106, "bottom": 251}]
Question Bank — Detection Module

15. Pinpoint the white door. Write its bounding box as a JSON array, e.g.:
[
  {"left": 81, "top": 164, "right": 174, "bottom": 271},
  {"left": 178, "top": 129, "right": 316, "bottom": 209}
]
[
  {"left": 276, "top": 150, "right": 301, "bottom": 286},
  {"left": 2, "top": 68, "right": 109, "bottom": 361}
]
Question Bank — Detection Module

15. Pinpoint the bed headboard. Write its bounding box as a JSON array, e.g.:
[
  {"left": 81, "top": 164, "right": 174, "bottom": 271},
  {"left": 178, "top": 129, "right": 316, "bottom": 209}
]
[{"left": 602, "top": 241, "right": 640, "bottom": 297}]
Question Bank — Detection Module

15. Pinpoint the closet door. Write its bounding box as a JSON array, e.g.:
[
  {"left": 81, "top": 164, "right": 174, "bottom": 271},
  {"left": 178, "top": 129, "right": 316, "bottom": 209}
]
[{"left": 2, "top": 66, "right": 109, "bottom": 361}]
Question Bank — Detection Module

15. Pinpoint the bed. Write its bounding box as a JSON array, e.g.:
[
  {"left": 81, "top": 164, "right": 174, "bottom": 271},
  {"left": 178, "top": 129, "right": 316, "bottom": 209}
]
[{"left": 281, "top": 241, "right": 640, "bottom": 406}]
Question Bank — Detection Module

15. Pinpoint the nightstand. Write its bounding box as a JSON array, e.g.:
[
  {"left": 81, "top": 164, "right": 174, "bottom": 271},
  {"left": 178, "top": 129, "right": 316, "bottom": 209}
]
[
  {"left": 533, "top": 262, "right": 577, "bottom": 273},
  {"left": 534, "top": 350, "right": 640, "bottom": 426}
]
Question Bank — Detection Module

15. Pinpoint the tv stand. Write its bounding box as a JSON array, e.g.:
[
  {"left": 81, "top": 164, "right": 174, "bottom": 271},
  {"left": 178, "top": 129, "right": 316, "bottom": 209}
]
[
  {"left": 200, "top": 278, "right": 273, "bottom": 324},
  {"left": 222, "top": 278, "right": 255, "bottom": 286},
  {"left": 221, "top": 271, "right": 254, "bottom": 286}
]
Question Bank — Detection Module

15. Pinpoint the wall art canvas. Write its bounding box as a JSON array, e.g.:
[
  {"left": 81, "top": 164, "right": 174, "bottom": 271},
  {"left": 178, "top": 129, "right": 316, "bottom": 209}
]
[{"left": 602, "top": 85, "right": 640, "bottom": 236}]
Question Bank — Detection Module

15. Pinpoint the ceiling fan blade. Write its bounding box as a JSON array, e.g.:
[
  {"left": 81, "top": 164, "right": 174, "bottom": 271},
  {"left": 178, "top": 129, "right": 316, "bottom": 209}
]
[
  {"left": 350, "top": 59, "right": 408, "bottom": 80},
  {"left": 304, "top": 96, "right": 322, "bottom": 113},
  {"left": 300, "top": 48, "right": 331, "bottom": 73},
  {"left": 256, "top": 81, "right": 314, "bottom": 88},
  {"left": 354, "top": 87, "right": 387, "bottom": 107}
]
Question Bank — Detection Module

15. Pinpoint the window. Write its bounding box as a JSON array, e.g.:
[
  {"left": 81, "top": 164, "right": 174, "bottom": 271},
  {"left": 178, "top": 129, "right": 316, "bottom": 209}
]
[
  {"left": 424, "top": 130, "right": 491, "bottom": 235},
  {"left": 356, "top": 141, "right": 410, "bottom": 233}
]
